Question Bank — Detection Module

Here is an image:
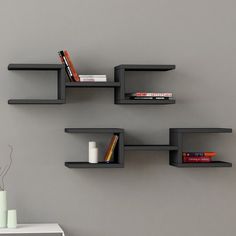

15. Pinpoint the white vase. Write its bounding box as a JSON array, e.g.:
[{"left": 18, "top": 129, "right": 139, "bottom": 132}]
[
  {"left": 89, "top": 147, "right": 98, "bottom": 163},
  {"left": 7, "top": 210, "right": 17, "bottom": 228},
  {"left": 0, "top": 191, "right": 7, "bottom": 228},
  {"left": 0, "top": 191, "right": 7, "bottom": 211},
  {"left": 0, "top": 211, "right": 7, "bottom": 228}
]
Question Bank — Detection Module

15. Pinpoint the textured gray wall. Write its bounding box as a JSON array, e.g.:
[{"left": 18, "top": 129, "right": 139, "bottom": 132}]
[{"left": 1, "top": 0, "right": 236, "bottom": 235}]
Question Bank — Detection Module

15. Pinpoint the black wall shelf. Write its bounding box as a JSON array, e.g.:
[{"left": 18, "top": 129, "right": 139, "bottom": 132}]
[
  {"left": 8, "top": 99, "right": 64, "bottom": 104},
  {"left": 66, "top": 82, "right": 120, "bottom": 88},
  {"left": 65, "top": 162, "right": 124, "bottom": 168},
  {"left": 114, "top": 64, "right": 176, "bottom": 105},
  {"left": 64, "top": 128, "right": 232, "bottom": 168},
  {"left": 117, "top": 99, "right": 175, "bottom": 105},
  {"left": 124, "top": 145, "right": 178, "bottom": 151},
  {"left": 8, "top": 64, "right": 65, "bottom": 104},
  {"left": 170, "top": 161, "right": 232, "bottom": 168},
  {"left": 8, "top": 63, "right": 176, "bottom": 105},
  {"left": 169, "top": 128, "right": 232, "bottom": 168}
]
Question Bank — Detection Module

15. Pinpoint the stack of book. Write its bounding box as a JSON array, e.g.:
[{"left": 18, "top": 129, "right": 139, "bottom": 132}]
[
  {"left": 80, "top": 75, "right": 107, "bottom": 82},
  {"left": 58, "top": 50, "right": 107, "bottom": 82},
  {"left": 104, "top": 135, "right": 119, "bottom": 163},
  {"left": 183, "top": 152, "right": 216, "bottom": 163},
  {"left": 126, "top": 92, "right": 174, "bottom": 100}
]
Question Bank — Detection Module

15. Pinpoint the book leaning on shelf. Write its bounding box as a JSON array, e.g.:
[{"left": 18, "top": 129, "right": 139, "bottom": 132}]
[
  {"left": 104, "top": 135, "right": 119, "bottom": 163},
  {"left": 58, "top": 50, "right": 80, "bottom": 82},
  {"left": 58, "top": 50, "right": 107, "bottom": 83}
]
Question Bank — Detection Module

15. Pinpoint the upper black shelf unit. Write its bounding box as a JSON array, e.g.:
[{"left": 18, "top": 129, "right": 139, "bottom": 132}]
[
  {"left": 8, "top": 63, "right": 176, "bottom": 105},
  {"left": 169, "top": 128, "right": 232, "bottom": 168},
  {"left": 114, "top": 64, "right": 176, "bottom": 105},
  {"left": 8, "top": 64, "right": 65, "bottom": 104}
]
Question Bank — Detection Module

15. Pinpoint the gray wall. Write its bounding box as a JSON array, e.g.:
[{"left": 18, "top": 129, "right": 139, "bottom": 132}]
[{"left": 1, "top": 0, "right": 236, "bottom": 235}]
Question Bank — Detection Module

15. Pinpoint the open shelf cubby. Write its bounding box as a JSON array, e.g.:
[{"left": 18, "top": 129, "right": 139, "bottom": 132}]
[
  {"left": 8, "top": 63, "right": 176, "bottom": 105},
  {"left": 8, "top": 64, "right": 65, "bottom": 104},
  {"left": 114, "top": 64, "right": 176, "bottom": 105},
  {"left": 169, "top": 128, "right": 233, "bottom": 167},
  {"left": 64, "top": 128, "right": 125, "bottom": 168}
]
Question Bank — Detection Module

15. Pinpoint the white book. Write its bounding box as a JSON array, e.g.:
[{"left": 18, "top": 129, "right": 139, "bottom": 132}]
[
  {"left": 80, "top": 78, "right": 107, "bottom": 82},
  {"left": 80, "top": 75, "right": 107, "bottom": 78}
]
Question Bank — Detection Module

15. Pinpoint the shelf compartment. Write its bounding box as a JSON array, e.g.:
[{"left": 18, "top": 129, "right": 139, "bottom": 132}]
[
  {"left": 8, "top": 64, "right": 64, "bottom": 70},
  {"left": 171, "top": 161, "right": 232, "bottom": 168},
  {"left": 65, "top": 162, "right": 123, "bottom": 168},
  {"left": 65, "top": 128, "right": 125, "bottom": 168},
  {"left": 114, "top": 64, "right": 176, "bottom": 105},
  {"left": 8, "top": 99, "right": 65, "bottom": 104},
  {"left": 66, "top": 82, "right": 120, "bottom": 88},
  {"left": 115, "top": 64, "right": 176, "bottom": 71},
  {"left": 116, "top": 99, "right": 175, "bottom": 105},
  {"left": 8, "top": 63, "right": 65, "bottom": 104},
  {"left": 169, "top": 128, "right": 233, "bottom": 168},
  {"left": 125, "top": 145, "right": 178, "bottom": 151}
]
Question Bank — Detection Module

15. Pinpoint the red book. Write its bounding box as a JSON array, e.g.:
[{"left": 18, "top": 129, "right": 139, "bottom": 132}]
[
  {"left": 183, "top": 152, "right": 216, "bottom": 157},
  {"left": 63, "top": 50, "right": 80, "bottom": 82},
  {"left": 183, "top": 156, "right": 212, "bottom": 163}
]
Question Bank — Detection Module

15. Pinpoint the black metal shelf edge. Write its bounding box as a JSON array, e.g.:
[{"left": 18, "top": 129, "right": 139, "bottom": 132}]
[
  {"left": 8, "top": 64, "right": 64, "bottom": 70},
  {"left": 125, "top": 145, "right": 178, "bottom": 151},
  {"left": 170, "top": 161, "right": 232, "bottom": 168},
  {"left": 170, "top": 128, "right": 232, "bottom": 133},
  {"left": 65, "top": 162, "right": 124, "bottom": 168},
  {"left": 8, "top": 99, "right": 65, "bottom": 104},
  {"left": 65, "top": 128, "right": 124, "bottom": 133},
  {"left": 66, "top": 82, "right": 120, "bottom": 88},
  {"left": 116, "top": 99, "right": 175, "bottom": 105},
  {"left": 115, "top": 64, "right": 176, "bottom": 71}
]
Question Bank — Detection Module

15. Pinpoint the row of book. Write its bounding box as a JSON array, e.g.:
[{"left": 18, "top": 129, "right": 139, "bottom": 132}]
[
  {"left": 58, "top": 50, "right": 107, "bottom": 82},
  {"left": 126, "top": 92, "right": 174, "bottom": 100},
  {"left": 183, "top": 152, "right": 216, "bottom": 163}
]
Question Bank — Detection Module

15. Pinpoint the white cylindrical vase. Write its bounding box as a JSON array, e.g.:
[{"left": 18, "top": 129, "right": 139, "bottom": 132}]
[
  {"left": 0, "top": 191, "right": 7, "bottom": 211},
  {"left": 0, "top": 211, "right": 7, "bottom": 228},
  {"left": 7, "top": 210, "right": 17, "bottom": 228},
  {"left": 88, "top": 141, "right": 97, "bottom": 163},
  {"left": 0, "top": 191, "right": 7, "bottom": 228},
  {"left": 89, "top": 147, "right": 98, "bottom": 163}
]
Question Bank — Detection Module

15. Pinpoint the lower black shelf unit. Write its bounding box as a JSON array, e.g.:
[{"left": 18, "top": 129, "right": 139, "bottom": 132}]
[{"left": 64, "top": 128, "right": 232, "bottom": 168}]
